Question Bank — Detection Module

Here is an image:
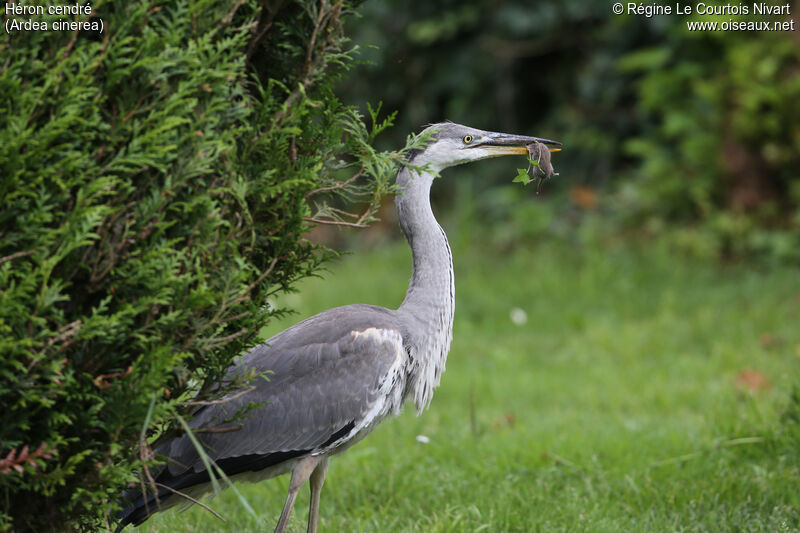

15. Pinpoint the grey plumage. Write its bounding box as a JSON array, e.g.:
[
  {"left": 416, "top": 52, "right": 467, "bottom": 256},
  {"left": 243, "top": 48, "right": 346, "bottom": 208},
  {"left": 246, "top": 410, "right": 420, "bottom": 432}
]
[
  {"left": 116, "top": 123, "right": 561, "bottom": 532},
  {"left": 175, "top": 305, "right": 405, "bottom": 463}
]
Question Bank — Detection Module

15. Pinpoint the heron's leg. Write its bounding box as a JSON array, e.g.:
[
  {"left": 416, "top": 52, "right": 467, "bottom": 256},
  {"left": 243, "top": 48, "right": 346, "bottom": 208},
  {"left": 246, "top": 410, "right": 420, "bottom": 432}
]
[
  {"left": 274, "top": 456, "right": 321, "bottom": 533},
  {"left": 306, "top": 455, "right": 329, "bottom": 533}
]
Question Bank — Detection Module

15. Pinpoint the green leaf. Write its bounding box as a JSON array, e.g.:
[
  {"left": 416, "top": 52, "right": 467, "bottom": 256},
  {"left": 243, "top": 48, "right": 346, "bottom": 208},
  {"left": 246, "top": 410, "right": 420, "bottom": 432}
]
[{"left": 513, "top": 168, "right": 532, "bottom": 185}]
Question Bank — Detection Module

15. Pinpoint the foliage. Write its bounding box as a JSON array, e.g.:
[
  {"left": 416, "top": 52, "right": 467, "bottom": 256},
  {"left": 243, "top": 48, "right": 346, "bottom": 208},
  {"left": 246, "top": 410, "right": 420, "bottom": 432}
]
[
  {"left": 0, "top": 0, "right": 417, "bottom": 530},
  {"left": 617, "top": 19, "right": 800, "bottom": 263},
  {"left": 340, "top": 0, "right": 800, "bottom": 263}
]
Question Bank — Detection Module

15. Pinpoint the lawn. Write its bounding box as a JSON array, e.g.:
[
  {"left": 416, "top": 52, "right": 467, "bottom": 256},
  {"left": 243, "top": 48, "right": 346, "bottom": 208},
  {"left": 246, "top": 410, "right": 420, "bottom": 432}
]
[{"left": 138, "top": 233, "right": 800, "bottom": 532}]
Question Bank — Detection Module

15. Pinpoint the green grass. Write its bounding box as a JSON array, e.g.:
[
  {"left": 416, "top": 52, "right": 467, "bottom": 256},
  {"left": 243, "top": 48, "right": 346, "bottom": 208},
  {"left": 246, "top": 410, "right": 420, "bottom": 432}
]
[{"left": 139, "top": 235, "right": 800, "bottom": 532}]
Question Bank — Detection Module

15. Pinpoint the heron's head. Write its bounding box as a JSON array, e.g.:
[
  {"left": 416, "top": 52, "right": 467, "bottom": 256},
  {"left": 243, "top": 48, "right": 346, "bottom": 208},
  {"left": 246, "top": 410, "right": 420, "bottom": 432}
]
[{"left": 410, "top": 122, "right": 561, "bottom": 171}]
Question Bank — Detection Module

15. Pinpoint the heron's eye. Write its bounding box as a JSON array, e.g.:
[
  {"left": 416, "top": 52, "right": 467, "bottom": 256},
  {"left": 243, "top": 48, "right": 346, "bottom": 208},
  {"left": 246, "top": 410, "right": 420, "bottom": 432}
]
[{"left": 463, "top": 135, "right": 473, "bottom": 144}]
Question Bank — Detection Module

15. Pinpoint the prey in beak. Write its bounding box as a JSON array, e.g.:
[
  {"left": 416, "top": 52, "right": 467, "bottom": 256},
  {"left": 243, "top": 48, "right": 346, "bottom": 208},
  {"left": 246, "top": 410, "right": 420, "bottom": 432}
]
[{"left": 462, "top": 130, "right": 562, "bottom": 188}]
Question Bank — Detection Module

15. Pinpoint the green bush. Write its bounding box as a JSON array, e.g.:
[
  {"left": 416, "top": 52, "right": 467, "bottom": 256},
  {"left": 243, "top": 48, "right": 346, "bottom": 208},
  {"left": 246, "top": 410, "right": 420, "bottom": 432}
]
[
  {"left": 340, "top": 1, "right": 800, "bottom": 263},
  {"left": 617, "top": 21, "right": 800, "bottom": 263},
  {"left": 0, "top": 1, "right": 411, "bottom": 530}
]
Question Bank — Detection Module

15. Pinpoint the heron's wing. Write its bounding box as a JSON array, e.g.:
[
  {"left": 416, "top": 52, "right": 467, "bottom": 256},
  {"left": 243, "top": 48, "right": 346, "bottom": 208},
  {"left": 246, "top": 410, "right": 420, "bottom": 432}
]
[{"left": 166, "top": 304, "right": 406, "bottom": 476}]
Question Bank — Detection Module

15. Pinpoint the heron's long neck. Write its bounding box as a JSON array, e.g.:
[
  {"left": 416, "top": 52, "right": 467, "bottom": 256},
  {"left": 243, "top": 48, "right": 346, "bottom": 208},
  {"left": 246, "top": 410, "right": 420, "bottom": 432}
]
[{"left": 395, "top": 166, "right": 455, "bottom": 412}]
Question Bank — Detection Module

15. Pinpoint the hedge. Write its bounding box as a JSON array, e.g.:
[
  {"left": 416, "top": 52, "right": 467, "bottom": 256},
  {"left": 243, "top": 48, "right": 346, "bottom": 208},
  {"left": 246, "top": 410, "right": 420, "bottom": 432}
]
[{"left": 0, "top": 1, "right": 413, "bottom": 529}]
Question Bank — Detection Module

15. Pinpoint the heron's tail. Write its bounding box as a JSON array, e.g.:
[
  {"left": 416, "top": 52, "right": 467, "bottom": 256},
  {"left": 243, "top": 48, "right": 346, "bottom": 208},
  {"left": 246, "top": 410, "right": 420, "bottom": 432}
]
[{"left": 114, "top": 482, "right": 172, "bottom": 532}]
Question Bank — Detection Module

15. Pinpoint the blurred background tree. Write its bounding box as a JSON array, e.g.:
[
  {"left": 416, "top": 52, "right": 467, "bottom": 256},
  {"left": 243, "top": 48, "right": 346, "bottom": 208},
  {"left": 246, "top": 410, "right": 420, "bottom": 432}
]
[{"left": 339, "top": 0, "right": 800, "bottom": 262}]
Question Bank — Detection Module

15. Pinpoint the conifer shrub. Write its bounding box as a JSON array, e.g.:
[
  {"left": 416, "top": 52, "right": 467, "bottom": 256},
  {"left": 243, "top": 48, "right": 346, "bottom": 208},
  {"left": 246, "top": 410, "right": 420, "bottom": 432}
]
[{"left": 0, "top": 1, "right": 413, "bottom": 530}]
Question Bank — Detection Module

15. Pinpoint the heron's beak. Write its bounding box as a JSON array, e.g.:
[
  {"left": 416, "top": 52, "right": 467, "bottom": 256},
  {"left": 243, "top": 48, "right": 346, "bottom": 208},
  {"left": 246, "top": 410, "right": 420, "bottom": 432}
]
[{"left": 473, "top": 132, "right": 563, "bottom": 156}]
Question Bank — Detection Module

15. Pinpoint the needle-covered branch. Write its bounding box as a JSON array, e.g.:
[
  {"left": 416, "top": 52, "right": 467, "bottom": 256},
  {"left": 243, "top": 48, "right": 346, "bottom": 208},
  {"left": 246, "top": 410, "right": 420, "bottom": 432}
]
[{"left": 0, "top": 0, "right": 403, "bottom": 529}]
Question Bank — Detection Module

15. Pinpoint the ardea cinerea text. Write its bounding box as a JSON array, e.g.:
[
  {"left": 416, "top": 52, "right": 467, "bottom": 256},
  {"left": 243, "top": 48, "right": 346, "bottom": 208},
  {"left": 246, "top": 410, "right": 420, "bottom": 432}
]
[{"left": 117, "top": 122, "right": 561, "bottom": 532}]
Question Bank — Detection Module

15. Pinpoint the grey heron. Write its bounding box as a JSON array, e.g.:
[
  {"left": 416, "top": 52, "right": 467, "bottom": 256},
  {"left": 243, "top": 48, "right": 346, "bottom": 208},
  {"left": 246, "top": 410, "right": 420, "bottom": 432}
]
[{"left": 117, "top": 122, "right": 561, "bottom": 532}]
